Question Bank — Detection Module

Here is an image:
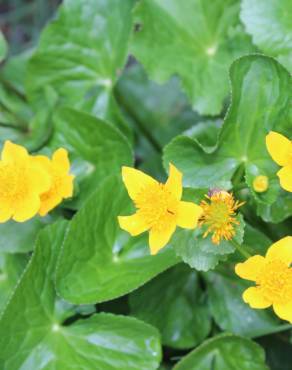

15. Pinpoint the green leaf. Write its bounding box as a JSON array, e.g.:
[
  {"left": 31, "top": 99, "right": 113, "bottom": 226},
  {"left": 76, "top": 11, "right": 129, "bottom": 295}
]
[
  {"left": 0, "top": 217, "right": 48, "bottom": 253},
  {"left": 164, "top": 55, "right": 291, "bottom": 206},
  {"left": 27, "top": 0, "right": 134, "bottom": 132},
  {"left": 0, "top": 222, "right": 162, "bottom": 370},
  {"left": 0, "top": 32, "right": 7, "bottom": 63},
  {"left": 0, "top": 253, "right": 28, "bottom": 312},
  {"left": 241, "top": 0, "right": 292, "bottom": 71},
  {"left": 130, "top": 263, "right": 211, "bottom": 349},
  {"left": 173, "top": 214, "right": 244, "bottom": 271},
  {"left": 115, "top": 63, "right": 202, "bottom": 147},
  {"left": 173, "top": 334, "right": 268, "bottom": 370},
  {"left": 56, "top": 175, "right": 180, "bottom": 304},
  {"left": 0, "top": 50, "right": 55, "bottom": 151},
  {"left": 52, "top": 108, "right": 133, "bottom": 207},
  {"left": 204, "top": 269, "right": 280, "bottom": 338},
  {"left": 256, "top": 190, "right": 292, "bottom": 223},
  {"left": 131, "top": 0, "right": 254, "bottom": 115}
]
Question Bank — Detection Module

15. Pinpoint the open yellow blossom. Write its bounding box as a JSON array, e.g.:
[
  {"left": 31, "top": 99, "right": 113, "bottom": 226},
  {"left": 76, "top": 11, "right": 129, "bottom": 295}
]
[
  {"left": 199, "top": 190, "right": 244, "bottom": 244},
  {"left": 33, "top": 148, "right": 74, "bottom": 216},
  {"left": 235, "top": 237, "right": 292, "bottom": 323},
  {"left": 266, "top": 131, "right": 292, "bottom": 192},
  {"left": 118, "top": 164, "right": 202, "bottom": 255},
  {"left": 0, "top": 141, "right": 51, "bottom": 222},
  {"left": 253, "top": 175, "right": 269, "bottom": 193}
]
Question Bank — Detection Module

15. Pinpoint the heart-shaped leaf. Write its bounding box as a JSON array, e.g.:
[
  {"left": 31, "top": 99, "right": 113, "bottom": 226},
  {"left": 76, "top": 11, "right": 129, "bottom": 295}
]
[
  {"left": 0, "top": 221, "right": 162, "bottom": 370},
  {"left": 164, "top": 55, "right": 291, "bottom": 206},
  {"left": 56, "top": 175, "right": 180, "bottom": 304},
  {"left": 131, "top": 0, "right": 254, "bottom": 115}
]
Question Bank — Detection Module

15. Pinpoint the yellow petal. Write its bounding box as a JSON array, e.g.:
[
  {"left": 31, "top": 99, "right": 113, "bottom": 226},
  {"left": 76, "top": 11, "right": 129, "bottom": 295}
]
[
  {"left": 277, "top": 166, "right": 292, "bottom": 192},
  {"left": 165, "top": 163, "right": 182, "bottom": 200},
  {"left": 118, "top": 213, "right": 149, "bottom": 236},
  {"left": 243, "top": 287, "right": 272, "bottom": 309},
  {"left": 266, "top": 236, "right": 292, "bottom": 266},
  {"left": 176, "top": 201, "right": 202, "bottom": 229},
  {"left": 122, "top": 166, "right": 157, "bottom": 200},
  {"left": 13, "top": 195, "right": 40, "bottom": 222},
  {"left": 39, "top": 194, "right": 62, "bottom": 217},
  {"left": 0, "top": 201, "right": 12, "bottom": 223},
  {"left": 29, "top": 162, "right": 51, "bottom": 195},
  {"left": 149, "top": 221, "right": 176, "bottom": 255},
  {"left": 1, "top": 140, "right": 28, "bottom": 164},
  {"left": 273, "top": 301, "right": 292, "bottom": 323},
  {"left": 61, "top": 175, "right": 74, "bottom": 198},
  {"left": 266, "top": 131, "right": 291, "bottom": 166},
  {"left": 53, "top": 148, "right": 70, "bottom": 172},
  {"left": 235, "top": 255, "right": 266, "bottom": 281}
]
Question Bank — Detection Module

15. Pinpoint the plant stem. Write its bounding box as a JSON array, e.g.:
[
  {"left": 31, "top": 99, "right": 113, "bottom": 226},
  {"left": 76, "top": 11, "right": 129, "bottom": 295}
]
[{"left": 230, "top": 239, "right": 251, "bottom": 259}]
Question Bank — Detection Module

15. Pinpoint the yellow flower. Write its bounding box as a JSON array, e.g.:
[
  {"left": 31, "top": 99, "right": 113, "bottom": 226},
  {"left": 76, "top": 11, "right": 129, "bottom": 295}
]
[
  {"left": 33, "top": 148, "right": 74, "bottom": 216},
  {"left": 118, "top": 164, "right": 202, "bottom": 255},
  {"left": 235, "top": 237, "right": 292, "bottom": 323},
  {"left": 266, "top": 131, "right": 292, "bottom": 192},
  {"left": 252, "top": 175, "right": 269, "bottom": 193},
  {"left": 0, "top": 141, "right": 51, "bottom": 222},
  {"left": 199, "top": 190, "right": 244, "bottom": 245}
]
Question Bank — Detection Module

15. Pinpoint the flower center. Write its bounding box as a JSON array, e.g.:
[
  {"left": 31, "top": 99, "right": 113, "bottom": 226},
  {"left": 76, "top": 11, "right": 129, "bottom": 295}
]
[
  {"left": 199, "top": 191, "right": 243, "bottom": 244},
  {"left": 134, "top": 183, "right": 178, "bottom": 230},
  {"left": 256, "top": 259, "right": 292, "bottom": 305}
]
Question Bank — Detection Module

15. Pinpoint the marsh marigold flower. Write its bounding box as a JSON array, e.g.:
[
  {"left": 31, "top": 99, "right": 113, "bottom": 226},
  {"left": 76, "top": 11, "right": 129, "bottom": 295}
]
[
  {"left": 118, "top": 164, "right": 202, "bottom": 255},
  {"left": 0, "top": 141, "right": 51, "bottom": 222},
  {"left": 235, "top": 237, "right": 292, "bottom": 323},
  {"left": 33, "top": 148, "right": 74, "bottom": 216},
  {"left": 199, "top": 190, "right": 244, "bottom": 244},
  {"left": 266, "top": 131, "right": 292, "bottom": 192}
]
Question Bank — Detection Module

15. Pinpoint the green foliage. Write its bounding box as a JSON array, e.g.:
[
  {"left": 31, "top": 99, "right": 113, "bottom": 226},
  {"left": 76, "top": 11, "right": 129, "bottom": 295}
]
[
  {"left": 241, "top": 0, "right": 292, "bottom": 71},
  {"left": 129, "top": 264, "right": 211, "bottom": 349},
  {"left": 173, "top": 334, "right": 268, "bottom": 370},
  {"left": 132, "top": 0, "right": 255, "bottom": 115},
  {"left": 0, "top": 222, "right": 161, "bottom": 370},
  {"left": 56, "top": 175, "right": 180, "bottom": 304},
  {"left": 0, "top": 0, "right": 291, "bottom": 368}
]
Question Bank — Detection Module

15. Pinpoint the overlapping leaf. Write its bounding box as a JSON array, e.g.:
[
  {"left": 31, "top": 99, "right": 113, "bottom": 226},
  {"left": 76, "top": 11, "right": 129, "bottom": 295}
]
[
  {"left": 164, "top": 55, "right": 291, "bottom": 207},
  {"left": 173, "top": 334, "right": 268, "bottom": 370},
  {"left": 241, "top": 0, "right": 292, "bottom": 71},
  {"left": 130, "top": 264, "right": 211, "bottom": 349},
  {"left": 51, "top": 108, "right": 133, "bottom": 207},
  {"left": 131, "top": 0, "right": 254, "bottom": 115},
  {"left": 56, "top": 175, "right": 180, "bottom": 304},
  {"left": 0, "top": 218, "right": 48, "bottom": 253},
  {"left": 0, "top": 253, "right": 28, "bottom": 312},
  {"left": 0, "top": 222, "right": 162, "bottom": 370},
  {"left": 27, "top": 0, "right": 134, "bottom": 133},
  {"left": 204, "top": 270, "right": 280, "bottom": 338}
]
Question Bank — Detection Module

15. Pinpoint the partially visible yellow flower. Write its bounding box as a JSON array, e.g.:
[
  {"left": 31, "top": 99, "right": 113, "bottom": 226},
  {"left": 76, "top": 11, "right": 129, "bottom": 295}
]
[
  {"left": 199, "top": 190, "right": 244, "bottom": 245},
  {"left": 118, "top": 164, "right": 202, "bottom": 255},
  {"left": 266, "top": 131, "right": 292, "bottom": 192},
  {"left": 0, "top": 141, "right": 51, "bottom": 222},
  {"left": 33, "top": 148, "right": 74, "bottom": 216},
  {"left": 252, "top": 175, "right": 269, "bottom": 193},
  {"left": 235, "top": 237, "right": 292, "bottom": 323}
]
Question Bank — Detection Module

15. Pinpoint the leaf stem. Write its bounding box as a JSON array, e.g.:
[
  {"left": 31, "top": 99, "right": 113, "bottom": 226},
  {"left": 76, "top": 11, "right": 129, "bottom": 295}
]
[{"left": 230, "top": 239, "right": 251, "bottom": 259}]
